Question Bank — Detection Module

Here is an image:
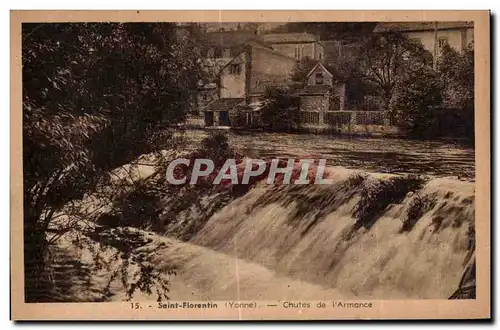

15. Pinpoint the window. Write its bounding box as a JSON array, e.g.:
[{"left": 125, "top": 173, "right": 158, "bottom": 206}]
[
  {"left": 319, "top": 52, "right": 322, "bottom": 60},
  {"left": 295, "top": 46, "right": 306, "bottom": 59},
  {"left": 207, "top": 48, "right": 214, "bottom": 58},
  {"left": 315, "top": 71, "right": 324, "bottom": 85},
  {"left": 229, "top": 64, "right": 241, "bottom": 75},
  {"left": 223, "top": 48, "right": 231, "bottom": 58},
  {"left": 438, "top": 37, "right": 448, "bottom": 49}
]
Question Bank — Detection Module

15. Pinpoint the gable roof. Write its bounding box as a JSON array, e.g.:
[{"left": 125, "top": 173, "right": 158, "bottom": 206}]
[
  {"left": 306, "top": 62, "right": 333, "bottom": 79},
  {"left": 373, "top": 22, "right": 474, "bottom": 33},
  {"left": 262, "top": 32, "right": 320, "bottom": 44}
]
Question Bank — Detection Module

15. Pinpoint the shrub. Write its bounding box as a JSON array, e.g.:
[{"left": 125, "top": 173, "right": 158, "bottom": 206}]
[
  {"left": 22, "top": 23, "right": 207, "bottom": 301},
  {"left": 390, "top": 66, "right": 443, "bottom": 139},
  {"left": 85, "top": 228, "right": 176, "bottom": 301},
  {"left": 261, "top": 87, "right": 301, "bottom": 132},
  {"left": 107, "top": 180, "right": 164, "bottom": 231}
]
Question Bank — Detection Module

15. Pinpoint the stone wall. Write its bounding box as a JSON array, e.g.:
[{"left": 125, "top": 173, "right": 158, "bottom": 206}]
[
  {"left": 250, "top": 46, "right": 296, "bottom": 87},
  {"left": 300, "top": 95, "right": 328, "bottom": 112}
]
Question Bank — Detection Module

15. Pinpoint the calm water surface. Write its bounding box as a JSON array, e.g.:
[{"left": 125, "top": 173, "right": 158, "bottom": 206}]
[{"left": 182, "top": 131, "right": 475, "bottom": 181}]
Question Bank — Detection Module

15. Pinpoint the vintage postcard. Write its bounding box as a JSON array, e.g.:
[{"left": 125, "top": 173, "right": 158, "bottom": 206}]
[{"left": 10, "top": 10, "right": 490, "bottom": 320}]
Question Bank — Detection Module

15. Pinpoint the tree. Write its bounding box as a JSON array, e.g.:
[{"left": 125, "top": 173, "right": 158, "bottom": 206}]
[
  {"left": 389, "top": 65, "right": 443, "bottom": 138},
  {"left": 322, "top": 42, "right": 377, "bottom": 110},
  {"left": 290, "top": 56, "right": 318, "bottom": 83},
  {"left": 435, "top": 43, "right": 474, "bottom": 140},
  {"left": 359, "top": 31, "right": 433, "bottom": 109},
  {"left": 22, "top": 23, "right": 206, "bottom": 301},
  {"left": 267, "top": 22, "right": 377, "bottom": 42},
  {"left": 438, "top": 43, "right": 474, "bottom": 111},
  {"left": 261, "top": 87, "right": 300, "bottom": 132}
]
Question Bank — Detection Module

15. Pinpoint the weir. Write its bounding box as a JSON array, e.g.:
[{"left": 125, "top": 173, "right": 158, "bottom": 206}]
[
  {"left": 52, "top": 167, "right": 475, "bottom": 301},
  {"left": 190, "top": 169, "right": 475, "bottom": 299}
]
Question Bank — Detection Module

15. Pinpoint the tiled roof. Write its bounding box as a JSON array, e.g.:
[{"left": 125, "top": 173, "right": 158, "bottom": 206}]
[
  {"left": 300, "top": 85, "right": 332, "bottom": 95},
  {"left": 373, "top": 22, "right": 473, "bottom": 33},
  {"left": 261, "top": 33, "right": 319, "bottom": 44},
  {"left": 305, "top": 61, "right": 345, "bottom": 83},
  {"left": 204, "top": 98, "right": 244, "bottom": 112},
  {"left": 249, "top": 80, "right": 301, "bottom": 95}
]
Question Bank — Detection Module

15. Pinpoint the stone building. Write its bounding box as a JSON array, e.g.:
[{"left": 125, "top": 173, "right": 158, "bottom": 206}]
[
  {"left": 299, "top": 62, "right": 346, "bottom": 112},
  {"left": 203, "top": 39, "right": 297, "bottom": 127},
  {"left": 373, "top": 22, "right": 474, "bottom": 56},
  {"left": 261, "top": 33, "right": 325, "bottom": 61}
]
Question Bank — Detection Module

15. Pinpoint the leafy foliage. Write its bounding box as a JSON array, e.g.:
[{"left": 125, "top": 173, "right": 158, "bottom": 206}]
[
  {"left": 267, "top": 22, "right": 377, "bottom": 42},
  {"left": 438, "top": 43, "right": 474, "bottom": 110},
  {"left": 261, "top": 86, "right": 300, "bottom": 132},
  {"left": 389, "top": 66, "right": 443, "bottom": 138},
  {"left": 22, "top": 23, "right": 206, "bottom": 301},
  {"left": 358, "top": 31, "right": 433, "bottom": 109},
  {"left": 436, "top": 43, "right": 475, "bottom": 140},
  {"left": 290, "top": 56, "right": 318, "bottom": 82}
]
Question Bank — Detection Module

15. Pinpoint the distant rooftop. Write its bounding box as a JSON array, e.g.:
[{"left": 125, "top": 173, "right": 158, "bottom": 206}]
[
  {"left": 373, "top": 22, "right": 474, "bottom": 33},
  {"left": 261, "top": 33, "right": 320, "bottom": 44},
  {"left": 204, "top": 31, "right": 273, "bottom": 58}
]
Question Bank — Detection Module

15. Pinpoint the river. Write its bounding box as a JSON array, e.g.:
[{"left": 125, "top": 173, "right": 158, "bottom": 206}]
[{"left": 180, "top": 130, "right": 475, "bottom": 181}]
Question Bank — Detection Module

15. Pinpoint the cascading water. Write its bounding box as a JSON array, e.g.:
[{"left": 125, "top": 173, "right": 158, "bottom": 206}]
[
  {"left": 190, "top": 169, "right": 475, "bottom": 299},
  {"left": 51, "top": 165, "right": 475, "bottom": 301}
]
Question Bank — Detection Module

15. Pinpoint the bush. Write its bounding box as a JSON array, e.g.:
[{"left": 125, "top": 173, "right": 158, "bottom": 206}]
[
  {"left": 437, "top": 44, "right": 474, "bottom": 141},
  {"left": 390, "top": 66, "right": 443, "bottom": 138},
  {"left": 261, "top": 87, "right": 301, "bottom": 132},
  {"left": 198, "top": 133, "right": 235, "bottom": 166},
  {"left": 22, "top": 22, "right": 207, "bottom": 301},
  {"left": 107, "top": 180, "right": 164, "bottom": 231}
]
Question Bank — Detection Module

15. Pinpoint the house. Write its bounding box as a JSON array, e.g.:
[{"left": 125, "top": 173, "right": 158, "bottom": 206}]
[
  {"left": 203, "top": 39, "right": 297, "bottom": 127},
  {"left": 261, "top": 33, "right": 325, "bottom": 61},
  {"left": 202, "top": 30, "right": 261, "bottom": 78},
  {"left": 299, "top": 62, "right": 346, "bottom": 112},
  {"left": 373, "top": 22, "right": 474, "bottom": 56},
  {"left": 197, "top": 30, "right": 262, "bottom": 111},
  {"left": 195, "top": 82, "right": 218, "bottom": 111}
]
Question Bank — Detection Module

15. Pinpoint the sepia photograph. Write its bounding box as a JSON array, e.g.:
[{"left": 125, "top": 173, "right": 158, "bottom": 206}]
[{"left": 10, "top": 10, "right": 490, "bottom": 320}]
